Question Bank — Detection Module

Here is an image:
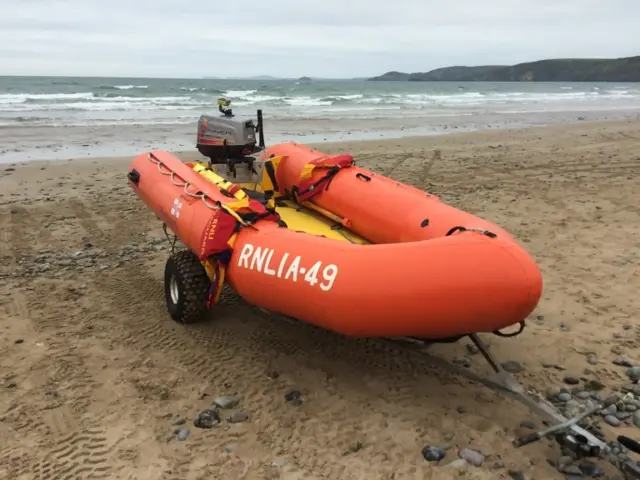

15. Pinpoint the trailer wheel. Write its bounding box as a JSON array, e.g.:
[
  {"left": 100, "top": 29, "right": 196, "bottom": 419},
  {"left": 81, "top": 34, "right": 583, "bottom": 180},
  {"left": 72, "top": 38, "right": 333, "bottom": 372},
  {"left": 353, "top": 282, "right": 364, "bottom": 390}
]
[{"left": 164, "top": 250, "right": 211, "bottom": 324}]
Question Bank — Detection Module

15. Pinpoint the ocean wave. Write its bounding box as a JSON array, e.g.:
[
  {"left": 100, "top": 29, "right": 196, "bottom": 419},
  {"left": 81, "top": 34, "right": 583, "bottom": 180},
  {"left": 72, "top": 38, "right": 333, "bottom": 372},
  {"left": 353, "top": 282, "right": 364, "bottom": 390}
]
[
  {"left": 98, "top": 84, "right": 149, "bottom": 90},
  {"left": 2, "top": 86, "right": 640, "bottom": 120}
]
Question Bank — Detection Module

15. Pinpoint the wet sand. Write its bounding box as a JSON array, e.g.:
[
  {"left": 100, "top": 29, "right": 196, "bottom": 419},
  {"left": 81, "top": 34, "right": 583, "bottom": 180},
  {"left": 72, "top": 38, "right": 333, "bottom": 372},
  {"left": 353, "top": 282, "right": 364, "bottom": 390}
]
[
  {"left": 1, "top": 119, "right": 639, "bottom": 479},
  {"left": 1, "top": 108, "right": 639, "bottom": 164}
]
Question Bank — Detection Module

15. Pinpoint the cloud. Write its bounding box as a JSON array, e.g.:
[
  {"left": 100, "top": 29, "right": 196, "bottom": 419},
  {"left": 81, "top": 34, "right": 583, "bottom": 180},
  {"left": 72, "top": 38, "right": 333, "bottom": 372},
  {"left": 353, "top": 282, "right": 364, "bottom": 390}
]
[{"left": 0, "top": 0, "right": 639, "bottom": 77}]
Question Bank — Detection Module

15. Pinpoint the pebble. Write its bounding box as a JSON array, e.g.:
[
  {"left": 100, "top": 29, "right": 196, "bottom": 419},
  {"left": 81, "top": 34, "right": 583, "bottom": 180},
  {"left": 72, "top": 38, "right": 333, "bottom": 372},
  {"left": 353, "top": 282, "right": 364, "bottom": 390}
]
[
  {"left": 604, "top": 415, "right": 621, "bottom": 427},
  {"left": 347, "top": 441, "right": 363, "bottom": 453},
  {"left": 193, "top": 408, "right": 220, "bottom": 429},
  {"left": 228, "top": 411, "right": 249, "bottom": 423},
  {"left": 557, "top": 392, "right": 572, "bottom": 402},
  {"left": 444, "top": 459, "right": 468, "bottom": 469},
  {"left": 616, "top": 411, "right": 632, "bottom": 421},
  {"left": 575, "top": 391, "right": 591, "bottom": 400},
  {"left": 576, "top": 460, "right": 604, "bottom": 477},
  {"left": 459, "top": 448, "right": 484, "bottom": 467},
  {"left": 563, "top": 464, "right": 583, "bottom": 475},
  {"left": 508, "top": 471, "right": 525, "bottom": 480},
  {"left": 614, "top": 359, "right": 634, "bottom": 368},
  {"left": 634, "top": 411, "right": 640, "bottom": 427},
  {"left": 285, "top": 390, "right": 302, "bottom": 404},
  {"left": 14, "top": 339, "right": 24, "bottom": 344},
  {"left": 213, "top": 395, "right": 240, "bottom": 409},
  {"left": 519, "top": 420, "right": 537, "bottom": 430},
  {"left": 177, "top": 428, "right": 189, "bottom": 441},
  {"left": 563, "top": 375, "right": 580, "bottom": 385},
  {"left": 627, "top": 367, "right": 640, "bottom": 381},
  {"left": 421, "top": 446, "right": 446, "bottom": 462},
  {"left": 502, "top": 361, "right": 524, "bottom": 373}
]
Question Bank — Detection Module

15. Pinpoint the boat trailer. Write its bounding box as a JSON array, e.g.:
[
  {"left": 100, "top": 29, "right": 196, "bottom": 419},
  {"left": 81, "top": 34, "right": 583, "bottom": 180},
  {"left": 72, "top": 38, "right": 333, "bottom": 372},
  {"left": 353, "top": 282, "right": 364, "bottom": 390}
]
[{"left": 382, "top": 331, "right": 640, "bottom": 479}]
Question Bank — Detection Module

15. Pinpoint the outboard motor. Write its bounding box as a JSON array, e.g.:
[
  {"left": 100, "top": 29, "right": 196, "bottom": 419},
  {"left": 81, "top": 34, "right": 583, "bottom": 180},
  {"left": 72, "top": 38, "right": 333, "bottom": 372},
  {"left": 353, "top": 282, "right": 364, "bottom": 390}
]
[{"left": 196, "top": 101, "right": 266, "bottom": 180}]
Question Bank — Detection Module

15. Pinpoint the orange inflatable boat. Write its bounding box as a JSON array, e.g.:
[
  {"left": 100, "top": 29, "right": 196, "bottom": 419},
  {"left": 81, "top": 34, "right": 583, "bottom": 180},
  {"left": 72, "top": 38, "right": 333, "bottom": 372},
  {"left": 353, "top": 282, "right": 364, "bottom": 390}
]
[{"left": 126, "top": 144, "right": 543, "bottom": 340}]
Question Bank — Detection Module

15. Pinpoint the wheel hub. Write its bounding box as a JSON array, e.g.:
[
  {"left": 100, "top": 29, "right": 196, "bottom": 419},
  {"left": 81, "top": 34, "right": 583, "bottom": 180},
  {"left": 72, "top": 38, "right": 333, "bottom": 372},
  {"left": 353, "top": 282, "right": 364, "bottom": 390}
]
[{"left": 169, "top": 275, "right": 180, "bottom": 305}]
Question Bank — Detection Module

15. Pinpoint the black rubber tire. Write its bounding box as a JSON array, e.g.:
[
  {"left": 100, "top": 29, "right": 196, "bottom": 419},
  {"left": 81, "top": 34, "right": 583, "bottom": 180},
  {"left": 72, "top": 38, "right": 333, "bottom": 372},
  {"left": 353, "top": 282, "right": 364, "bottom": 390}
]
[{"left": 164, "top": 250, "right": 211, "bottom": 324}]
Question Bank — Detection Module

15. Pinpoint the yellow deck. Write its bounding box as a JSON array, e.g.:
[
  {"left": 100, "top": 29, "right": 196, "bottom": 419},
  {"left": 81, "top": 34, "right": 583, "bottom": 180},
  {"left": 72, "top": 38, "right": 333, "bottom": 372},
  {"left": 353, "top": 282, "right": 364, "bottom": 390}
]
[
  {"left": 192, "top": 163, "right": 369, "bottom": 245},
  {"left": 270, "top": 198, "right": 368, "bottom": 244}
]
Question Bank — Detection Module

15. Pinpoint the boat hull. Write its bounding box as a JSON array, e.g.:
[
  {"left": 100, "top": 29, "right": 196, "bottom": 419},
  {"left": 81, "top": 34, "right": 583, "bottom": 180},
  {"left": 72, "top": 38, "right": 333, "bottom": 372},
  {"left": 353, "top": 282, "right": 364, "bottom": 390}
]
[{"left": 127, "top": 148, "right": 543, "bottom": 339}]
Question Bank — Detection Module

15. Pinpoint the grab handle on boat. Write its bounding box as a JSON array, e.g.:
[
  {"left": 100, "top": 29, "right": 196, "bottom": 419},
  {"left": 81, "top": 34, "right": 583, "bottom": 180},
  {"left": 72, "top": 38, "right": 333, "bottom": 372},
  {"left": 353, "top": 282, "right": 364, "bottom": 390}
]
[
  {"left": 492, "top": 320, "right": 525, "bottom": 338},
  {"left": 445, "top": 226, "right": 497, "bottom": 239},
  {"left": 356, "top": 173, "right": 371, "bottom": 182},
  {"left": 127, "top": 169, "right": 141, "bottom": 186}
]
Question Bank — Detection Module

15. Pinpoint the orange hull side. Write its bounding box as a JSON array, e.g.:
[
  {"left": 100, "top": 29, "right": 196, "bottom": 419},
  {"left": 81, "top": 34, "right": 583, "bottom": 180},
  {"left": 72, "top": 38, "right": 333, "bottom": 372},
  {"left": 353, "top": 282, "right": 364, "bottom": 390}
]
[
  {"left": 127, "top": 151, "right": 241, "bottom": 255},
  {"left": 262, "top": 142, "right": 515, "bottom": 244},
  {"left": 127, "top": 149, "right": 543, "bottom": 339}
]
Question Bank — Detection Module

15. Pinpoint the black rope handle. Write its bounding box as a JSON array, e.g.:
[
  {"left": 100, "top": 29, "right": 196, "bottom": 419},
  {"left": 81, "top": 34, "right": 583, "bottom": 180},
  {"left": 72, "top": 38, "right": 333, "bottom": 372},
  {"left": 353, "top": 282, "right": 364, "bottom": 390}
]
[
  {"left": 492, "top": 321, "right": 526, "bottom": 338},
  {"left": 445, "top": 226, "right": 497, "bottom": 239}
]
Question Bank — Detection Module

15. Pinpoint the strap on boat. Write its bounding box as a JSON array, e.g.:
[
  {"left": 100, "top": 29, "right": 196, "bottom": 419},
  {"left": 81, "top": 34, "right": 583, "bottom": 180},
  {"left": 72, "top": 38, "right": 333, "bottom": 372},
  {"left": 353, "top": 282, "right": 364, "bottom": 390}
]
[
  {"left": 445, "top": 226, "right": 497, "bottom": 239},
  {"left": 200, "top": 197, "right": 281, "bottom": 306},
  {"left": 185, "top": 162, "right": 284, "bottom": 306},
  {"left": 291, "top": 154, "right": 353, "bottom": 202},
  {"left": 261, "top": 156, "right": 281, "bottom": 195}
]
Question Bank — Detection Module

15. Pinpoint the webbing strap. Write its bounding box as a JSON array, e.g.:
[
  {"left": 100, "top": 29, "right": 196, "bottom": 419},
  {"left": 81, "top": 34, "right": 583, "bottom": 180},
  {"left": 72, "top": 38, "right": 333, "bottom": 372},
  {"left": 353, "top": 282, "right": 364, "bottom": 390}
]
[
  {"left": 291, "top": 154, "right": 354, "bottom": 202},
  {"left": 204, "top": 232, "right": 237, "bottom": 307},
  {"left": 263, "top": 159, "right": 279, "bottom": 193},
  {"left": 292, "top": 167, "right": 341, "bottom": 202},
  {"left": 190, "top": 162, "right": 282, "bottom": 308}
]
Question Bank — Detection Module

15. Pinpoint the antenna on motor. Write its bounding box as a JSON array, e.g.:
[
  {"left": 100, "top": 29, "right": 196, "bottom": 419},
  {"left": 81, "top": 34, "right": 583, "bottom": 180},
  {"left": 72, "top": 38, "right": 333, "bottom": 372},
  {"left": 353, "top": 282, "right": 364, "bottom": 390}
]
[{"left": 256, "top": 109, "right": 265, "bottom": 149}]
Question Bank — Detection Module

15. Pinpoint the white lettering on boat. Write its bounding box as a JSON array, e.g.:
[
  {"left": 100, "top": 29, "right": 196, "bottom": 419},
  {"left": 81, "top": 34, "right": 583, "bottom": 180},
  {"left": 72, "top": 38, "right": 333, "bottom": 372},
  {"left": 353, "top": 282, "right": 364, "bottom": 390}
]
[
  {"left": 236, "top": 243, "right": 338, "bottom": 291},
  {"left": 170, "top": 197, "right": 183, "bottom": 219}
]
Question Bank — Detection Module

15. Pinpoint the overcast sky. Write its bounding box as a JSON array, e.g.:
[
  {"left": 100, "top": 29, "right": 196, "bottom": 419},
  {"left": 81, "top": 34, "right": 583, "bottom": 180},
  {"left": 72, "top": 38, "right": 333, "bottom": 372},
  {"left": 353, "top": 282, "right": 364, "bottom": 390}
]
[{"left": 1, "top": 0, "right": 638, "bottom": 78}]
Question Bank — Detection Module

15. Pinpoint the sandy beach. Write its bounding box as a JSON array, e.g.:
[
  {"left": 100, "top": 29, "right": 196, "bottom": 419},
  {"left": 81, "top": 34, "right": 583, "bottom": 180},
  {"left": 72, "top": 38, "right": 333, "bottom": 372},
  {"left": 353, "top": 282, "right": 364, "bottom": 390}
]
[{"left": 1, "top": 118, "right": 639, "bottom": 479}]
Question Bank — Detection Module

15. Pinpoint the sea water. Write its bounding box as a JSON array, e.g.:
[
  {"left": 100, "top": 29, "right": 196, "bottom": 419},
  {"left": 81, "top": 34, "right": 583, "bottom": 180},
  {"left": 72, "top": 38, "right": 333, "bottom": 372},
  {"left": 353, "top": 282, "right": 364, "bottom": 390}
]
[
  {"left": 2, "top": 76, "right": 639, "bottom": 127},
  {"left": 1, "top": 76, "right": 640, "bottom": 162}
]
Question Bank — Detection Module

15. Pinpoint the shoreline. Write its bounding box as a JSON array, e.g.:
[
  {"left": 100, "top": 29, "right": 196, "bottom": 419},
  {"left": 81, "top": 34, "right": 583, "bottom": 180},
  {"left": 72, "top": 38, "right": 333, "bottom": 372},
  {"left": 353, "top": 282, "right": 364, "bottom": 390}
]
[{"left": 1, "top": 107, "right": 639, "bottom": 164}]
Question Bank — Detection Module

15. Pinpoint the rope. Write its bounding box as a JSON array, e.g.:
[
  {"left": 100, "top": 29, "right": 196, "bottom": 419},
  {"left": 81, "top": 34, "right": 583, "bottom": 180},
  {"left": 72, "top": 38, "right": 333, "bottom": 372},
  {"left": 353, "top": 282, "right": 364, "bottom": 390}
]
[{"left": 147, "top": 152, "right": 252, "bottom": 227}]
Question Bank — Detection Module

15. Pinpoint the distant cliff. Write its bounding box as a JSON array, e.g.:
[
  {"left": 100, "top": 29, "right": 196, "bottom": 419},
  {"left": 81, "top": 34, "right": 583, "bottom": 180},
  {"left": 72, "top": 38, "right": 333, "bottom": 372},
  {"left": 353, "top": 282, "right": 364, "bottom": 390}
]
[{"left": 369, "top": 56, "right": 640, "bottom": 82}]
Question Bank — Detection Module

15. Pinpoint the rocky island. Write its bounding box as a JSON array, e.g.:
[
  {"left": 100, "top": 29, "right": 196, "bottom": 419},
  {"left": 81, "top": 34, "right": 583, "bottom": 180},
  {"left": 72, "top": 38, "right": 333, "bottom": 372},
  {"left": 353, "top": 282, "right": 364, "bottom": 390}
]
[{"left": 369, "top": 56, "right": 640, "bottom": 82}]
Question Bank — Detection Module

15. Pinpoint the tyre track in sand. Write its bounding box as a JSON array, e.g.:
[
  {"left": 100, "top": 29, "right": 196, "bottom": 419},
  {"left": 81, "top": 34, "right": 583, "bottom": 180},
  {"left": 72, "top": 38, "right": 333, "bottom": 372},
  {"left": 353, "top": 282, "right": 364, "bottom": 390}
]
[
  {"left": 6, "top": 205, "right": 38, "bottom": 261},
  {"left": 0, "top": 283, "right": 119, "bottom": 480},
  {"left": 29, "top": 427, "right": 115, "bottom": 480},
  {"left": 0, "top": 210, "right": 11, "bottom": 261}
]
